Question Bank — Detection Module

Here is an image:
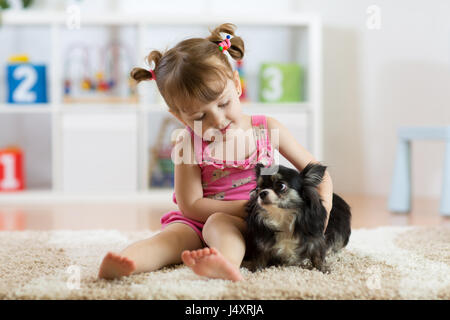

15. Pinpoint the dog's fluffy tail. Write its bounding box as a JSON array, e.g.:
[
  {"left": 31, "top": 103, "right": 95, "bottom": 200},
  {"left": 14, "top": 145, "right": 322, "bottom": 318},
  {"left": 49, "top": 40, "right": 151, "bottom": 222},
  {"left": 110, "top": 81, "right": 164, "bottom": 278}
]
[{"left": 324, "top": 193, "right": 352, "bottom": 253}]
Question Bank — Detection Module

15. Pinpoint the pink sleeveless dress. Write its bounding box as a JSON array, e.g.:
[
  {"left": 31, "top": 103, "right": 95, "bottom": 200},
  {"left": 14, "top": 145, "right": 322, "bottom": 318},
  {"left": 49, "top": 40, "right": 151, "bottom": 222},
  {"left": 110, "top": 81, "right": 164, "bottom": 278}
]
[{"left": 160, "top": 115, "right": 273, "bottom": 243}]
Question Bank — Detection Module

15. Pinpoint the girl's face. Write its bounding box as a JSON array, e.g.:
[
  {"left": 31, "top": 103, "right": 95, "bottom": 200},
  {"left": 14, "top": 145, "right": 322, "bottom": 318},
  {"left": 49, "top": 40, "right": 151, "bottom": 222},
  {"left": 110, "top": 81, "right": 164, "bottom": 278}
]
[{"left": 170, "top": 71, "right": 243, "bottom": 141}]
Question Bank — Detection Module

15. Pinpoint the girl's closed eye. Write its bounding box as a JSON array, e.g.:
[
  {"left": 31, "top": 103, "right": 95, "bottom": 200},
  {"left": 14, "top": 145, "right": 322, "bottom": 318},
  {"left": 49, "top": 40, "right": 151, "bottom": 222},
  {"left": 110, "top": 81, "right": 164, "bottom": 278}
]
[{"left": 219, "top": 101, "right": 229, "bottom": 108}]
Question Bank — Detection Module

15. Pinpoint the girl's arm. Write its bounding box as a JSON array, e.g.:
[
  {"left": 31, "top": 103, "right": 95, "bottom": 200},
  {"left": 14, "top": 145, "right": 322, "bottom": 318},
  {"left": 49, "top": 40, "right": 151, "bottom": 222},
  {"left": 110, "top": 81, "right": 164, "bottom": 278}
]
[
  {"left": 267, "top": 117, "right": 333, "bottom": 233},
  {"left": 173, "top": 130, "right": 247, "bottom": 223},
  {"left": 174, "top": 163, "right": 247, "bottom": 222}
]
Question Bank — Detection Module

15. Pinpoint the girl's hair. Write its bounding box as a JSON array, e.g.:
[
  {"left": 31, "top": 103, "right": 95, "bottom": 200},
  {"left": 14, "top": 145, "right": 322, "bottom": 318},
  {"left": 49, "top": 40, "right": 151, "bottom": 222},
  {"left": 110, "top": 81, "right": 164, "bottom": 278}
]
[{"left": 130, "top": 23, "right": 245, "bottom": 113}]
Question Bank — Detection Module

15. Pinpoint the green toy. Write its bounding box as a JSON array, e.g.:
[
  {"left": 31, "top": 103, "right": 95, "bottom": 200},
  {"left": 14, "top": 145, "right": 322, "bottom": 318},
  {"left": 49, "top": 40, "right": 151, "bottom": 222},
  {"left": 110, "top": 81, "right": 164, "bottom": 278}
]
[{"left": 259, "top": 62, "right": 303, "bottom": 103}]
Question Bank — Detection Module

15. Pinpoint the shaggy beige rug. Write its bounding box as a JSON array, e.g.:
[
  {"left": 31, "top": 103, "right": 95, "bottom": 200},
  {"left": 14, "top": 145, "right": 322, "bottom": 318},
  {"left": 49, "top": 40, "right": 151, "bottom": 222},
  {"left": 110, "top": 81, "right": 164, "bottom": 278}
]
[{"left": 0, "top": 226, "right": 449, "bottom": 300}]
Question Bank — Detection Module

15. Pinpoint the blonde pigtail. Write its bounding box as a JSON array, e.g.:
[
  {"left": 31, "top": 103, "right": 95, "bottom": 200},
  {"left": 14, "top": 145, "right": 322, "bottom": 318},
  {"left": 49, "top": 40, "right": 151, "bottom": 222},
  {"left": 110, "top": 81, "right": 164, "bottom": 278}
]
[
  {"left": 207, "top": 23, "right": 245, "bottom": 60},
  {"left": 130, "top": 50, "right": 162, "bottom": 83}
]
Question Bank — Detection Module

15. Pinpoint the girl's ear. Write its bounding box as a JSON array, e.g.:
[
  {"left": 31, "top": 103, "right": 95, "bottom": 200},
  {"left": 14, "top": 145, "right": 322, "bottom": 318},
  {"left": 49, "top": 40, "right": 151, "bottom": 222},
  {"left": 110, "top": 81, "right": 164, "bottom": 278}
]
[{"left": 233, "top": 70, "right": 242, "bottom": 96}]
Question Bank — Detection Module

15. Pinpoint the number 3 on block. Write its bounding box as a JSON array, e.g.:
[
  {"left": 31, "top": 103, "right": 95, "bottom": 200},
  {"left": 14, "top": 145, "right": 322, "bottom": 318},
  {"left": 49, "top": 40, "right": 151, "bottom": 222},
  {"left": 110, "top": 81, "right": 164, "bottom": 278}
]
[
  {"left": 261, "top": 66, "right": 283, "bottom": 102},
  {"left": 259, "top": 63, "right": 303, "bottom": 103}
]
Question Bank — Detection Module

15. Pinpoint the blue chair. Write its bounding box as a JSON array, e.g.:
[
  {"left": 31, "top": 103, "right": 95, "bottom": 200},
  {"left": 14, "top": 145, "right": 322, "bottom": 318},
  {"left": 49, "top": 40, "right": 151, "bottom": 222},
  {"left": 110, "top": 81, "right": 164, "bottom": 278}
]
[{"left": 388, "top": 127, "right": 450, "bottom": 216}]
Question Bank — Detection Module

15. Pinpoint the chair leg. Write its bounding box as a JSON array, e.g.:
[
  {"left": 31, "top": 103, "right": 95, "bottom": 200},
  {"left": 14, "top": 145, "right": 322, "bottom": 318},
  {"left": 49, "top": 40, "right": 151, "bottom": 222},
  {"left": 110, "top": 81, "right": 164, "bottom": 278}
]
[
  {"left": 389, "top": 139, "right": 411, "bottom": 213},
  {"left": 440, "top": 140, "right": 450, "bottom": 216}
]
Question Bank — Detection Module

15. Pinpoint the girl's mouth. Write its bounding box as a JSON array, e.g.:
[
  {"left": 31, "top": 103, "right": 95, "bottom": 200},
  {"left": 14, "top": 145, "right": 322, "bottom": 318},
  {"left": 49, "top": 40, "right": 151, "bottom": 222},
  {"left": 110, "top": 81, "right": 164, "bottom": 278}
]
[{"left": 220, "top": 122, "right": 232, "bottom": 134}]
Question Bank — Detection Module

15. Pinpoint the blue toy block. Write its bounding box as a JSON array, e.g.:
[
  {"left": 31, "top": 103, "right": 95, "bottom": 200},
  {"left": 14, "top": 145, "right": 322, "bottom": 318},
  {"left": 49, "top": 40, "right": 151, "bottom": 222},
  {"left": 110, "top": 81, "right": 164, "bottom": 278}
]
[
  {"left": 7, "top": 63, "right": 48, "bottom": 104},
  {"left": 389, "top": 126, "right": 450, "bottom": 216}
]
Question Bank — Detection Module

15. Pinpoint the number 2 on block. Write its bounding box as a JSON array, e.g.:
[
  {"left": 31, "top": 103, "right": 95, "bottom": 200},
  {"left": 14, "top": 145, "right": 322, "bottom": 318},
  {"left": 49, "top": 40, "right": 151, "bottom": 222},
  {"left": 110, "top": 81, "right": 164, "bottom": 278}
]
[{"left": 12, "top": 65, "right": 38, "bottom": 103}]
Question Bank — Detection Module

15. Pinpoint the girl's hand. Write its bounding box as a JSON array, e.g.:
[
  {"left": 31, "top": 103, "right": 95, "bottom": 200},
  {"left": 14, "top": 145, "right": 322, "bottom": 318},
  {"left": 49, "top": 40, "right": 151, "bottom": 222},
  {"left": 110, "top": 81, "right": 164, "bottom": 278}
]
[{"left": 228, "top": 200, "right": 249, "bottom": 219}]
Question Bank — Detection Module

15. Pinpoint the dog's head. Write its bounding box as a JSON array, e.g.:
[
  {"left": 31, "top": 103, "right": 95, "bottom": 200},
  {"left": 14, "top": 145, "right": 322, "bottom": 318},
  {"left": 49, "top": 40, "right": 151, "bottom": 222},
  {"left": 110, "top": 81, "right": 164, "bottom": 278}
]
[{"left": 248, "top": 162, "right": 327, "bottom": 235}]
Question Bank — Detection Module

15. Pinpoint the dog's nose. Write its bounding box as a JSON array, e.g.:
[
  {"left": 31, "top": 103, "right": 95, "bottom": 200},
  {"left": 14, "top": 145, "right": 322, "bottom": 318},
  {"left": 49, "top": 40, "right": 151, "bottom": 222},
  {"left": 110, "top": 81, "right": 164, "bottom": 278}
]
[{"left": 259, "top": 190, "right": 268, "bottom": 200}]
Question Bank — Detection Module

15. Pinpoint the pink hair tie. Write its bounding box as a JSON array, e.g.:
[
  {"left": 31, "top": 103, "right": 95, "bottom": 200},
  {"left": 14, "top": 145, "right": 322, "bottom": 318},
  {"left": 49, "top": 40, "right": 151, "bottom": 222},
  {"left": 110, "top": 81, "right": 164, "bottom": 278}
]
[
  {"left": 218, "top": 35, "right": 231, "bottom": 52},
  {"left": 149, "top": 69, "right": 156, "bottom": 80}
]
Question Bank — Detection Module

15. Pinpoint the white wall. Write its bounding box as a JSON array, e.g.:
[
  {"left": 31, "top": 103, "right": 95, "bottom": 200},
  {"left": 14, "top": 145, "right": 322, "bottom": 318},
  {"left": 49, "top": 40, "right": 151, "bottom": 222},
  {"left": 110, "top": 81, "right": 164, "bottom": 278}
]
[{"left": 294, "top": 0, "right": 450, "bottom": 197}]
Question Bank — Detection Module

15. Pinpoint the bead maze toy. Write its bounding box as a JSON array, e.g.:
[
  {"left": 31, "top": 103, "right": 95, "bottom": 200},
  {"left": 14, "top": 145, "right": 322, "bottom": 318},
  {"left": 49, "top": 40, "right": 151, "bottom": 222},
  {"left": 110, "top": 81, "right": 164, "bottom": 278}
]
[{"left": 63, "top": 42, "right": 137, "bottom": 104}]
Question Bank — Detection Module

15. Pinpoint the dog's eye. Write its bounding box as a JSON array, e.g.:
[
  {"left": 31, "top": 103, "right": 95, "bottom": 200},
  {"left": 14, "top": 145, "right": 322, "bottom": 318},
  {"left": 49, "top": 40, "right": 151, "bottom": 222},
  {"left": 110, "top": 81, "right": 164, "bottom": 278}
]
[{"left": 277, "top": 183, "right": 287, "bottom": 192}]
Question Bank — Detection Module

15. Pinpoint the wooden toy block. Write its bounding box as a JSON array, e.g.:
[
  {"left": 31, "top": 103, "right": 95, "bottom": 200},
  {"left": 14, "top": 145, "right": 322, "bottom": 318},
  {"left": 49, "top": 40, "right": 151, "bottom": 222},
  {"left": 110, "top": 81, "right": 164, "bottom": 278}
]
[
  {"left": 259, "top": 62, "right": 303, "bottom": 103},
  {"left": 0, "top": 147, "right": 25, "bottom": 191}
]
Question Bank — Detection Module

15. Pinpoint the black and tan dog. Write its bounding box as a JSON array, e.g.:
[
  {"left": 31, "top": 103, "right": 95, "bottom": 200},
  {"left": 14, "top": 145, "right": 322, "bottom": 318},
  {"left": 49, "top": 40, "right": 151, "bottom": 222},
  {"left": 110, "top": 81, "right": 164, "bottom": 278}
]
[{"left": 244, "top": 163, "right": 352, "bottom": 272}]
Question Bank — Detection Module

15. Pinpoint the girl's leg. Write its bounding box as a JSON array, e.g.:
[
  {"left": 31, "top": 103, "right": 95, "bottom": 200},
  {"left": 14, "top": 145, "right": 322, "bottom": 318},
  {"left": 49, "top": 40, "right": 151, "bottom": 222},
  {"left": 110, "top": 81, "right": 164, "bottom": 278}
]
[
  {"left": 98, "top": 223, "right": 203, "bottom": 279},
  {"left": 181, "top": 212, "right": 246, "bottom": 281}
]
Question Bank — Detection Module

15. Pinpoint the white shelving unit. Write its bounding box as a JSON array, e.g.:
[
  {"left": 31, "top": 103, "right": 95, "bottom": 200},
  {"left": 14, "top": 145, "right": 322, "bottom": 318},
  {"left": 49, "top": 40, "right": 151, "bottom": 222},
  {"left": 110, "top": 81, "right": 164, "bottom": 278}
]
[{"left": 0, "top": 10, "right": 322, "bottom": 203}]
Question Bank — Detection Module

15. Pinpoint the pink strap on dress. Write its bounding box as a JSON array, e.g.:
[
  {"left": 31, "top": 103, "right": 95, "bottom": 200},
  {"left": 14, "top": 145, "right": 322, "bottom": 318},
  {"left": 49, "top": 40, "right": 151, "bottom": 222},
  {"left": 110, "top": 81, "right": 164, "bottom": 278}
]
[
  {"left": 186, "top": 126, "right": 205, "bottom": 165},
  {"left": 251, "top": 115, "right": 273, "bottom": 167}
]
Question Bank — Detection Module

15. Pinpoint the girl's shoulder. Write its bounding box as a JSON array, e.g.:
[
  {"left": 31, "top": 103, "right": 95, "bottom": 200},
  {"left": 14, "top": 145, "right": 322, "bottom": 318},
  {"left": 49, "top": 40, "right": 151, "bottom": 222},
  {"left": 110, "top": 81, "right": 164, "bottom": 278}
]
[{"left": 264, "top": 115, "right": 281, "bottom": 149}]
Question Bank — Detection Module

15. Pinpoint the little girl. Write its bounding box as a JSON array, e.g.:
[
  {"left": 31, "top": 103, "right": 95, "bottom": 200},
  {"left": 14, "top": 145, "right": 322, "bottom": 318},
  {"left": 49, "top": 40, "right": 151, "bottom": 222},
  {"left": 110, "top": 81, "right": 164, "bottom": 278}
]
[{"left": 98, "top": 23, "right": 334, "bottom": 281}]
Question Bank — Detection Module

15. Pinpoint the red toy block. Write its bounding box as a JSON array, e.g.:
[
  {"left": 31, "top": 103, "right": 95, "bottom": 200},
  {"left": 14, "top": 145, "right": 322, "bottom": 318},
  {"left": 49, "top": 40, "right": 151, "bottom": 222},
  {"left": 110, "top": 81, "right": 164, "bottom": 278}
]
[{"left": 0, "top": 146, "right": 25, "bottom": 191}]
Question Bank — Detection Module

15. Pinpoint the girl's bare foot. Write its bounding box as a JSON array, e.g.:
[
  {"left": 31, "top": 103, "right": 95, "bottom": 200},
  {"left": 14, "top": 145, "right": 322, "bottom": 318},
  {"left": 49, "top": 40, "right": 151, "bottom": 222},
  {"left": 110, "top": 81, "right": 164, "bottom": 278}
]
[
  {"left": 181, "top": 247, "right": 243, "bottom": 282},
  {"left": 98, "top": 252, "right": 136, "bottom": 280}
]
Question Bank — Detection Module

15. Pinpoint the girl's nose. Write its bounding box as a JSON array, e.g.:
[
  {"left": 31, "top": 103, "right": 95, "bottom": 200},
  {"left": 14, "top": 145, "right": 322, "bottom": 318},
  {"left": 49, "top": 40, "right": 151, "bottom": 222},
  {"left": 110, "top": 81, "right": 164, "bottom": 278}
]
[{"left": 210, "top": 111, "right": 225, "bottom": 129}]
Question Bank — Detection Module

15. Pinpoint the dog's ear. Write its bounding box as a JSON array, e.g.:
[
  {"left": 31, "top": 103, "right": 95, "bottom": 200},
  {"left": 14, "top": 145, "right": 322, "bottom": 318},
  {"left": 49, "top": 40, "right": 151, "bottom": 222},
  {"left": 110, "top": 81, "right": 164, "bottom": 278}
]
[
  {"left": 254, "top": 162, "right": 265, "bottom": 177},
  {"left": 300, "top": 163, "right": 327, "bottom": 187}
]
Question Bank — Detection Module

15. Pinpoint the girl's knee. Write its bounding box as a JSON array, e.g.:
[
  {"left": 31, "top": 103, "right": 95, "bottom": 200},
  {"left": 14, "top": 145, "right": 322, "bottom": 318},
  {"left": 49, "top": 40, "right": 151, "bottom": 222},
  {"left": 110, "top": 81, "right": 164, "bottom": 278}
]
[
  {"left": 202, "top": 212, "right": 245, "bottom": 239},
  {"left": 203, "top": 212, "right": 228, "bottom": 229},
  {"left": 202, "top": 212, "right": 227, "bottom": 238},
  {"left": 162, "top": 223, "right": 203, "bottom": 249}
]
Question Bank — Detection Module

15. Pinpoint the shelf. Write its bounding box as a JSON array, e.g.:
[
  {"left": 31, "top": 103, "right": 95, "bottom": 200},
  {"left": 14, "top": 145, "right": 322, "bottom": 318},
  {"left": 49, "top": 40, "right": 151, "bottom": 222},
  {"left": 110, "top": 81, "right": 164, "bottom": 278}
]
[
  {"left": 63, "top": 96, "right": 138, "bottom": 104},
  {"left": 242, "top": 102, "right": 310, "bottom": 114},
  {"left": 1, "top": 10, "right": 320, "bottom": 27},
  {"left": 0, "top": 102, "right": 309, "bottom": 114},
  {"left": 61, "top": 104, "right": 140, "bottom": 113},
  {"left": 0, "top": 104, "right": 53, "bottom": 113},
  {"left": 0, "top": 189, "right": 174, "bottom": 204},
  {"left": 143, "top": 102, "right": 310, "bottom": 113}
]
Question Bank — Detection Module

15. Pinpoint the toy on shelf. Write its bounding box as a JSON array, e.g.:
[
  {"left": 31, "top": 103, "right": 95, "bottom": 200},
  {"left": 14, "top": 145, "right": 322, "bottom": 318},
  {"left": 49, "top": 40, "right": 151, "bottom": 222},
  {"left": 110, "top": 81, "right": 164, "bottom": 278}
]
[
  {"left": 149, "top": 117, "right": 183, "bottom": 188},
  {"left": 259, "top": 62, "right": 303, "bottom": 103},
  {"left": 0, "top": 146, "right": 25, "bottom": 192},
  {"left": 63, "top": 45, "right": 91, "bottom": 97},
  {"left": 63, "top": 42, "right": 137, "bottom": 104},
  {"left": 7, "top": 54, "right": 48, "bottom": 104},
  {"left": 236, "top": 60, "right": 248, "bottom": 102}
]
